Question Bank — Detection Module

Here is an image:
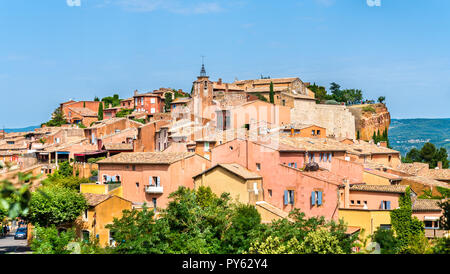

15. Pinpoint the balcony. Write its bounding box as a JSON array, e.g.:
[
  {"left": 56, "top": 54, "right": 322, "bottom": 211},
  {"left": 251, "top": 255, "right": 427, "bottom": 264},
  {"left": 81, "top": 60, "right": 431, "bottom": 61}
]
[{"left": 145, "top": 185, "right": 163, "bottom": 194}]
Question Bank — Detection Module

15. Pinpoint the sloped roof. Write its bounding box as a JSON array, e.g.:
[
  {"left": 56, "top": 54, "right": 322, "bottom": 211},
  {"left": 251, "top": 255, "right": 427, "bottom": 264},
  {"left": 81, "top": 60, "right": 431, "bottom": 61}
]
[
  {"left": 412, "top": 198, "right": 442, "bottom": 212},
  {"left": 364, "top": 168, "right": 403, "bottom": 181},
  {"left": 68, "top": 107, "right": 98, "bottom": 117},
  {"left": 193, "top": 163, "right": 262, "bottom": 180},
  {"left": 103, "top": 143, "right": 133, "bottom": 151},
  {"left": 97, "top": 152, "right": 195, "bottom": 165},
  {"left": 349, "top": 184, "right": 408, "bottom": 194},
  {"left": 83, "top": 193, "right": 111, "bottom": 206}
]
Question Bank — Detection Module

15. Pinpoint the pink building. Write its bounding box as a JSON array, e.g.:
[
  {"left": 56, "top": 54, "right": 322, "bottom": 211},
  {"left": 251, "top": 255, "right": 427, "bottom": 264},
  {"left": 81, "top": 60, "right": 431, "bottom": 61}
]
[
  {"left": 97, "top": 152, "right": 211, "bottom": 209},
  {"left": 210, "top": 138, "right": 363, "bottom": 220}
]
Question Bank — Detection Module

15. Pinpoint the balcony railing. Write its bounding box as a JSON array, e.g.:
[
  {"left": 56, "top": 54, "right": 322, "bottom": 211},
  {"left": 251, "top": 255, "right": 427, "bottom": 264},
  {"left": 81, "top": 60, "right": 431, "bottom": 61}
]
[{"left": 145, "top": 185, "right": 163, "bottom": 194}]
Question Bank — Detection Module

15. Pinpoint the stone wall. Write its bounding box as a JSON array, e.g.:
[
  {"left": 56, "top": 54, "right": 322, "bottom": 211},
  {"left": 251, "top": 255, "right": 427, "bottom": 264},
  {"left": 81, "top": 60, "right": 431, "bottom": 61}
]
[{"left": 290, "top": 99, "right": 356, "bottom": 139}]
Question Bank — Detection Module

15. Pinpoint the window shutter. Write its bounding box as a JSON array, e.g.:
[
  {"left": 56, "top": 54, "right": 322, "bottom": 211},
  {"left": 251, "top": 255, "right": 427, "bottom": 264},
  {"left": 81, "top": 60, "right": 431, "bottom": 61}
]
[
  {"left": 157, "top": 177, "right": 161, "bottom": 187},
  {"left": 386, "top": 201, "right": 391, "bottom": 210},
  {"left": 284, "top": 190, "right": 289, "bottom": 205},
  {"left": 324, "top": 153, "right": 328, "bottom": 162},
  {"left": 311, "top": 191, "right": 316, "bottom": 206},
  {"left": 149, "top": 177, "right": 153, "bottom": 185},
  {"left": 380, "top": 200, "right": 385, "bottom": 210},
  {"left": 329, "top": 153, "right": 332, "bottom": 162},
  {"left": 318, "top": 191, "right": 323, "bottom": 205},
  {"left": 294, "top": 162, "right": 297, "bottom": 168}
]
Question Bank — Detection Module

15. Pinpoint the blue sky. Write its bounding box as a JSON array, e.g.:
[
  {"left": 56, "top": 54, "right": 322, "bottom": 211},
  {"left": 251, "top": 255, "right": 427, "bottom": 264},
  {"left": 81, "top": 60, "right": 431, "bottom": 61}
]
[{"left": 1, "top": 0, "right": 449, "bottom": 128}]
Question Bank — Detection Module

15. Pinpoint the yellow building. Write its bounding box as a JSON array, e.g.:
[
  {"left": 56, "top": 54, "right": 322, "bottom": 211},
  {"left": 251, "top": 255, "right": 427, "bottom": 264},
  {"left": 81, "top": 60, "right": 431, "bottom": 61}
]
[
  {"left": 363, "top": 169, "right": 403, "bottom": 185},
  {"left": 193, "top": 163, "right": 263, "bottom": 205},
  {"left": 80, "top": 183, "right": 123, "bottom": 197},
  {"left": 338, "top": 208, "right": 392, "bottom": 239},
  {"left": 75, "top": 193, "right": 132, "bottom": 247}
]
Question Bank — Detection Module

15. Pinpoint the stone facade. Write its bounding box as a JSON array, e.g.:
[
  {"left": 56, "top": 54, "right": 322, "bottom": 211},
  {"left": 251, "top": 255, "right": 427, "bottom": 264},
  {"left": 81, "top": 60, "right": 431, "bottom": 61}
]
[{"left": 290, "top": 98, "right": 356, "bottom": 139}]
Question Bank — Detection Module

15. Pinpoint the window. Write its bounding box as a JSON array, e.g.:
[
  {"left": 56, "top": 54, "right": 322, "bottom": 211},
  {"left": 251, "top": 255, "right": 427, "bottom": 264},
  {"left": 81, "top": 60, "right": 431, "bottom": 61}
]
[
  {"left": 151, "top": 98, "right": 155, "bottom": 103},
  {"left": 82, "top": 230, "right": 90, "bottom": 243},
  {"left": 311, "top": 191, "right": 323, "bottom": 206},
  {"left": 357, "top": 200, "right": 361, "bottom": 205},
  {"left": 388, "top": 155, "right": 392, "bottom": 162},
  {"left": 152, "top": 198, "right": 157, "bottom": 212},
  {"left": 109, "top": 231, "right": 116, "bottom": 246},
  {"left": 284, "top": 190, "right": 294, "bottom": 205},
  {"left": 312, "top": 130, "right": 315, "bottom": 136},
  {"left": 256, "top": 163, "right": 261, "bottom": 171},
  {"left": 151, "top": 108, "right": 156, "bottom": 114},
  {"left": 380, "top": 224, "right": 392, "bottom": 230},
  {"left": 229, "top": 146, "right": 234, "bottom": 151},
  {"left": 132, "top": 165, "right": 136, "bottom": 171},
  {"left": 204, "top": 142, "right": 210, "bottom": 152},
  {"left": 136, "top": 182, "right": 139, "bottom": 188},
  {"left": 268, "top": 189, "right": 272, "bottom": 197},
  {"left": 317, "top": 130, "right": 321, "bottom": 135},
  {"left": 380, "top": 200, "right": 391, "bottom": 210},
  {"left": 351, "top": 200, "right": 355, "bottom": 205},
  {"left": 83, "top": 209, "right": 88, "bottom": 221},
  {"left": 282, "top": 99, "right": 286, "bottom": 106}
]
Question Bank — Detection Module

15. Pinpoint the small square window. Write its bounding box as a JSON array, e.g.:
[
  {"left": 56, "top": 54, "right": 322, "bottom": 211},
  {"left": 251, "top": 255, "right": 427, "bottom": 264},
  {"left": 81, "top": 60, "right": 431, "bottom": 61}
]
[
  {"left": 256, "top": 163, "right": 261, "bottom": 171},
  {"left": 136, "top": 182, "right": 139, "bottom": 188},
  {"left": 357, "top": 200, "right": 361, "bottom": 205},
  {"left": 351, "top": 200, "right": 355, "bottom": 204}
]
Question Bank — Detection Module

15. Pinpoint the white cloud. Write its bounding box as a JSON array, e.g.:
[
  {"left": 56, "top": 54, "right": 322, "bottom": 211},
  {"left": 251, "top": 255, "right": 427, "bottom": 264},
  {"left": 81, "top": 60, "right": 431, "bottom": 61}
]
[{"left": 108, "top": 0, "right": 224, "bottom": 14}]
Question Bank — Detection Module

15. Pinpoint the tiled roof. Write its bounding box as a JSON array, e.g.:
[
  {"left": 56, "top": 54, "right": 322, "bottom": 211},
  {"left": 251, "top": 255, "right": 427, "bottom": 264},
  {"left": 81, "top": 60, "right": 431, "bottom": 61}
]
[
  {"left": 171, "top": 98, "right": 191, "bottom": 104},
  {"left": 412, "top": 198, "right": 442, "bottom": 212},
  {"left": 83, "top": 193, "right": 111, "bottom": 206},
  {"left": 364, "top": 168, "right": 403, "bottom": 181},
  {"left": 349, "top": 184, "right": 408, "bottom": 194},
  {"left": 97, "top": 152, "right": 195, "bottom": 165},
  {"left": 68, "top": 107, "right": 98, "bottom": 117},
  {"left": 280, "top": 92, "right": 316, "bottom": 100},
  {"left": 402, "top": 176, "right": 450, "bottom": 189},
  {"left": 245, "top": 86, "right": 288, "bottom": 93},
  {"left": 193, "top": 163, "right": 262, "bottom": 180},
  {"left": 255, "top": 201, "right": 292, "bottom": 221},
  {"left": 103, "top": 143, "right": 133, "bottom": 151}
]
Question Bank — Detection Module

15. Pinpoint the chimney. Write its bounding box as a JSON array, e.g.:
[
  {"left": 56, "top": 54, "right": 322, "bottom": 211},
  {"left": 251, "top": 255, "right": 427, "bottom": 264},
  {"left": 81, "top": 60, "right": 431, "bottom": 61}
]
[
  {"left": 134, "top": 90, "right": 138, "bottom": 96},
  {"left": 218, "top": 78, "right": 222, "bottom": 85},
  {"left": 438, "top": 161, "right": 443, "bottom": 169},
  {"left": 380, "top": 141, "right": 387, "bottom": 148},
  {"left": 344, "top": 179, "right": 350, "bottom": 209}
]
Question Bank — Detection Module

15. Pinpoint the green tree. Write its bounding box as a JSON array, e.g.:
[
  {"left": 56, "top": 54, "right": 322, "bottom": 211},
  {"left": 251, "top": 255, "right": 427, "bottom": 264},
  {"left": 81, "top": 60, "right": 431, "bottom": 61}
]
[
  {"left": 403, "top": 143, "right": 449, "bottom": 168},
  {"left": 115, "top": 109, "right": 134, "bottom": 118},
  {"left": 371, "top": 228, "right": 399, "bottom": 254},
  {"left": 269, "top": 82, "right": 274, "bottom": 104},
  {"left": 27, "top": 185, "right": 87, "bottom": 227},
  {"left": 105, "top": 206, "right": 170, "bottom": 254},
  {"left": 44, "top": 107, "right": 67, "bottom": 127},
  {"left": 299, "top": 228, "right": 344, "bottom": 254},
  {"left": 255, "top": 93, "right": 268, "bottom": 102},
  {"left": 222, "top": 204, "right": 262, "bottom": 254},
  {"left": 98, "top": 102, "right": 104, "bottom": 121},
  {"left": 164, "top": 92, "right": 173, "bottom": 112},
  {"left": 356, "top": 131, "right": 360, "bottom": 140},
  {"left": 378, "top": 96, "right": 386, "bottom": 104},
  {"left": 390, "top": 187, "right": 425, "bottom": 253},
  {"left": 94, "top": 96, "right": 100, "bottom": 102},
  {"left": 247, "top": 236, "right": 302, "bottom": 254},
  {"left": 0, "top": 171, "right": 37, "bottom": 219},
  {"left": 56, "top": 161, "right": 73, "bottom": 178},
  {"left": 31, "top": 226, "right": 76, "bottom": 254}
]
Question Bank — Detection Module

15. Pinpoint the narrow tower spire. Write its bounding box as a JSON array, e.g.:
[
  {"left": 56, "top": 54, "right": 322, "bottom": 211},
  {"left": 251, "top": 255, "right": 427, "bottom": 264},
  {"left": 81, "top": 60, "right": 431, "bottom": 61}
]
[{"left": 200, "top": 55, "right": 207, "bottom": 77}]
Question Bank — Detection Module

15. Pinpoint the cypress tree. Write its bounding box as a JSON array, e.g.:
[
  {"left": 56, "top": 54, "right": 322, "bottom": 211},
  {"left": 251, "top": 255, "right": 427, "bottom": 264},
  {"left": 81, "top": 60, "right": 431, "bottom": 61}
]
[
  {"left": 98, "top": 102, "right": 104, "bottom": 121},
  {"left": 356, "top": 131, "right": 360, "bottom": 140},
  {"left": 269, "top": 82, "right": 274, "bottom": 104},
  {"left": 372, "top": 131, "right": 377, "bottom": 143}
]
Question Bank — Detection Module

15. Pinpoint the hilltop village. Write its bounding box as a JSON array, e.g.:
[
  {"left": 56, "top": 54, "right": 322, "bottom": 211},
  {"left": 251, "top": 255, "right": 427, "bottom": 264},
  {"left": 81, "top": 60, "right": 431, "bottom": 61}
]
[{"left": 1, "top": 65, "right": 449, "bottom": 249}]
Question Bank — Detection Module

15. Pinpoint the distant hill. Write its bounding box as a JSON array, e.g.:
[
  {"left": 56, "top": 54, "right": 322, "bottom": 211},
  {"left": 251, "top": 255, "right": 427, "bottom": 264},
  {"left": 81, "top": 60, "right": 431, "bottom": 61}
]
[
  {"left": 389, "top": 118, "right": 450, "bottom": 157},
  {"left": 3, "top": 125, "right": 40, "bottom": 133}
]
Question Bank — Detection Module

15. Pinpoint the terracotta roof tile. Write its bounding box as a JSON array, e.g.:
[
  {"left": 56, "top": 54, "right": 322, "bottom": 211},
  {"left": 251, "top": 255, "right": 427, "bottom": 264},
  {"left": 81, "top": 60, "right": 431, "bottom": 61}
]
[
  {"left": 412, "top": 198, "right": 442, "bottom": 211},
  {"left": 83, "top": 193, "right": 111, "bottom": 206},
  {"left": 349, "top": 184, "right": 408, "bottom": 194},
  {"left": 97, "top": 152, "right": 195, "bottom": 165}
]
